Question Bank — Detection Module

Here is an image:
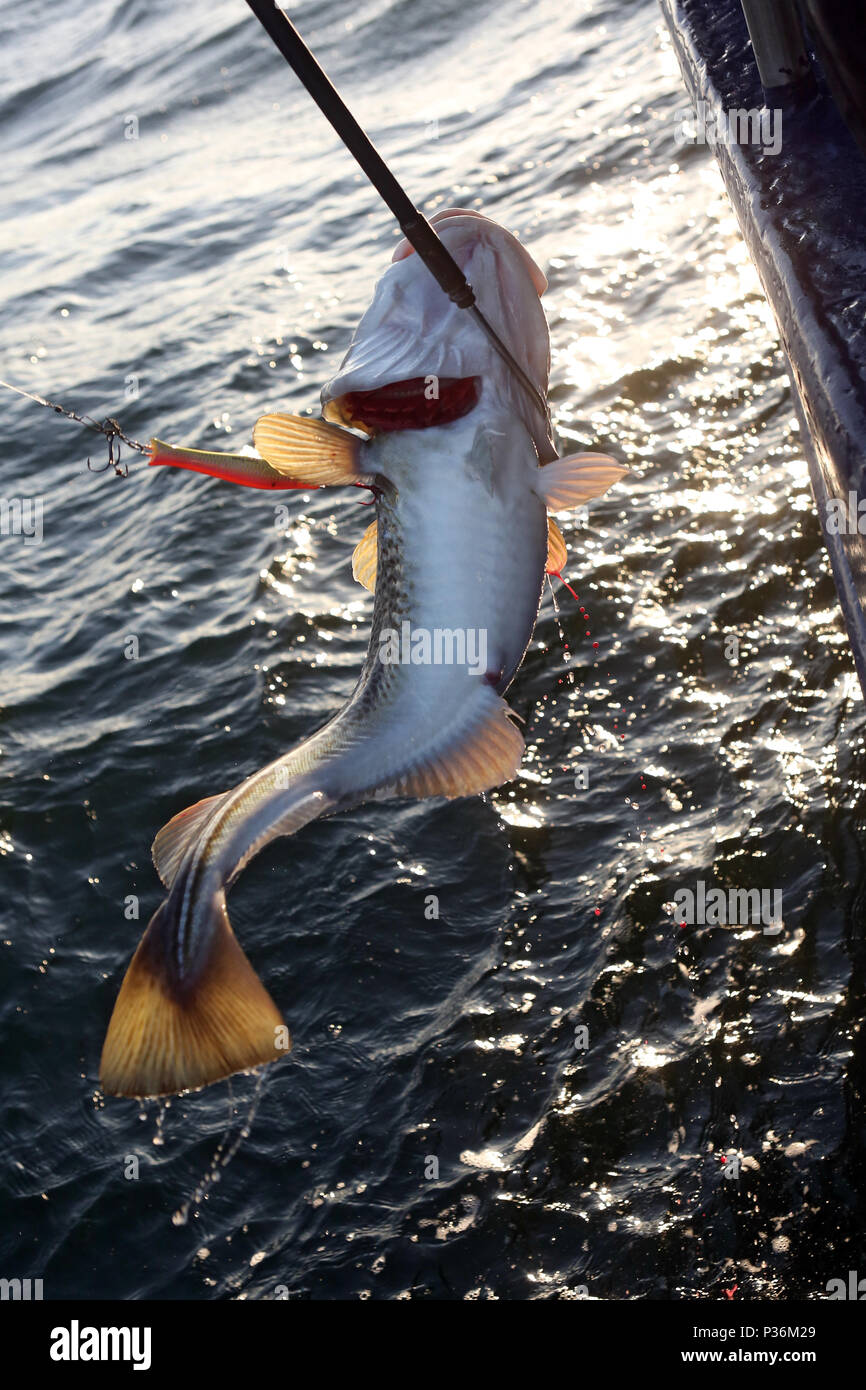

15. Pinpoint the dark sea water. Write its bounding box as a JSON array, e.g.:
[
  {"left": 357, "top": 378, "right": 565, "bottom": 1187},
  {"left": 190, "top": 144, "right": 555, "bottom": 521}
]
[{"left": 2, "top": 0, "right": 865, "bottom": 1302}]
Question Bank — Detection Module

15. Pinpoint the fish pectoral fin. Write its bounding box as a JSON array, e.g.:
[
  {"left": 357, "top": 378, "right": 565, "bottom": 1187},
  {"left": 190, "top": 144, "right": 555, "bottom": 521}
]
[
  {"left": 100, "top": 893, "right": 287, "bottom": 1098},
  {"left": 352, "top": 519, "right": 378, "bottom": 592},
  {"left": 152, "top": 792, "right": 229, "bottom": 888},
  {"left": 253, "top": 413, "right": 369, "bottom": 486},
  {"left": 390, "top": 693, "right": 525, "bottom": 799},
  {"left": 536, "top": 453, "right": 628, "bottom": 513},
  {"left": 546, "top": 516, "right": 568, "bottom": 574}
]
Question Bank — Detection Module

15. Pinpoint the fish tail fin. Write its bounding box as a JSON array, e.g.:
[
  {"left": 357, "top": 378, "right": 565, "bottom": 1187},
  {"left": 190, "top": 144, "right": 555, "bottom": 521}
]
[{"left": 100, "top": 892, "right": 287, "bottom": 1098}]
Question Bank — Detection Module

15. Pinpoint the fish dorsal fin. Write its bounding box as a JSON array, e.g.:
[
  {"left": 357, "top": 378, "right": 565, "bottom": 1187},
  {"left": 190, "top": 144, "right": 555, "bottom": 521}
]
[
  {"left": 152, "top": 792, "right": 228, "bottom": 888},
  {"left": 537, "top": 453, "right": 628, "bottom": 513},
  {"left": 253, "top": 413, "right": 367, "bottom": 485},
  {"left": 352, "top": 519, "right": 378, "bottom": 592},
  {"left": 546, "top": 516, "right": 567, "bottom": 574},
  {"left": 389, "top": 693, "right": 524, "bottom": 799}
]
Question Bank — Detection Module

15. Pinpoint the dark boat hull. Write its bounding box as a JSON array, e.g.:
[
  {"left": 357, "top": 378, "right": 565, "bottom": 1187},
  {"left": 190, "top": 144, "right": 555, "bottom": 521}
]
[{"left": 660, "top": 0, "right": 866, "bottom": 694}]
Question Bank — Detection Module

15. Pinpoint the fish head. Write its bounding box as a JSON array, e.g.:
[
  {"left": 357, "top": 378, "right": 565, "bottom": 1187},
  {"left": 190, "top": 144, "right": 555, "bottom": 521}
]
[{"left": 321, "top": 209, "right": 550, "bottom": 450}]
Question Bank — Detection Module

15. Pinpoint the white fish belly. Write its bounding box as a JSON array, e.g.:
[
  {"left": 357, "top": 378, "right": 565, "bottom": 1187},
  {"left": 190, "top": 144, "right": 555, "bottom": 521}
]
[{"left": 334, "top": 409, "right": 547, "bottom": 788}]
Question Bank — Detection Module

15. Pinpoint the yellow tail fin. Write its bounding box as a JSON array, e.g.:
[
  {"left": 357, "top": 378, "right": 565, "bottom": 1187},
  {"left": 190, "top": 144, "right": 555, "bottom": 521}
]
[{"left": 100, "top": 895, "right": 288, "bottom": 1098}]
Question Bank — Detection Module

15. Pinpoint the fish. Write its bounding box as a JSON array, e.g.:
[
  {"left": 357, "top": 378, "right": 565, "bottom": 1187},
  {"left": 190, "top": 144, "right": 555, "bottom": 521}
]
[{"left": 100, "top": 208, "right": 627, "bottom": 1098}]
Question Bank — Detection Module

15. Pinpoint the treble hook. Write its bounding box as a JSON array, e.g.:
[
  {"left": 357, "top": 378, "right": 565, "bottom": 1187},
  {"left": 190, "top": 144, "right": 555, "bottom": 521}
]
[
  {"left": 87, "top": 419, "right": 129, "bottom": 477},
  {"left": 0, "top": 379, "right": 148, "bottom": 477}
]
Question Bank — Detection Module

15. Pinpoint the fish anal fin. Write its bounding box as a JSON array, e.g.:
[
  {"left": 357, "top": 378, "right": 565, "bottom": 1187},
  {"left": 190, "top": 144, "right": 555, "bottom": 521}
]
[
  {"left": 152, "top": 792, "right": 228, "bottom": 888},
  {"left": 253, "top": 413, "right": 368, "bottom": 486},
  {"left": 352, "top": 519, "right": 378, "bottom": 592},
  {"left": 546, "top": 516, "right": 567, "bottom": 574},
  {"left": 99, "top": 894, "right": 287, "bottom": 1098},
  {"left": 537, "top": 453, "right": 628, "bottom": 513},
  {"left": 392, "top": 695, "right": 524, "bottom": 799}
]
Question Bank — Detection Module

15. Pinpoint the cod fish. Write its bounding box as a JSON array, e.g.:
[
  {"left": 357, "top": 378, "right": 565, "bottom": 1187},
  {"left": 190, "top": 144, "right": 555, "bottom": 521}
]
[{"left": 100, "top": 208, "right": 626, "bottom": 1097}]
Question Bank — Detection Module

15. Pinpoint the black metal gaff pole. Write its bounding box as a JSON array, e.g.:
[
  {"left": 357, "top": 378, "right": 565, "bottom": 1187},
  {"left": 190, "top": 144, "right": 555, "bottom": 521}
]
[{"left": 244, "top": 0, "right": 556, "bottom": 459}]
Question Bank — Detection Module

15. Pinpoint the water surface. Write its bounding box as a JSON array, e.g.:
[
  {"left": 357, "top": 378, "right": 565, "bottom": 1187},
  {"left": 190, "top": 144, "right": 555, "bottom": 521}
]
[{"left": 1, "top": 0, "right": 864, "bottom": 1300}]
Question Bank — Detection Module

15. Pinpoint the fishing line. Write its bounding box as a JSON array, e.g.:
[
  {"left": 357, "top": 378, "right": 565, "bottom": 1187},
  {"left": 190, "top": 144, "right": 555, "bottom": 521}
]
[{"left": 0, "top": 377, "right": 148, "bottom": 476}]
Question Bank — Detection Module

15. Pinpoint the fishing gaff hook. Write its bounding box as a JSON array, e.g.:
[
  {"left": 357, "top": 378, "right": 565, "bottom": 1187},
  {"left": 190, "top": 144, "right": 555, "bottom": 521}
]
[{"left": 243, "top": 0, "right": 558, "bottom": 464}]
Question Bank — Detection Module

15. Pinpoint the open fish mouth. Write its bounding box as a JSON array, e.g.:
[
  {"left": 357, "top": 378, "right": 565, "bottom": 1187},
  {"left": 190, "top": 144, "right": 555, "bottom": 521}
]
[
  {"left": 328, "top": 374, "right": 482, "bottom": 433},
  {"left": 318, "top": 210, "right": 551, "bottom": 450}
]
